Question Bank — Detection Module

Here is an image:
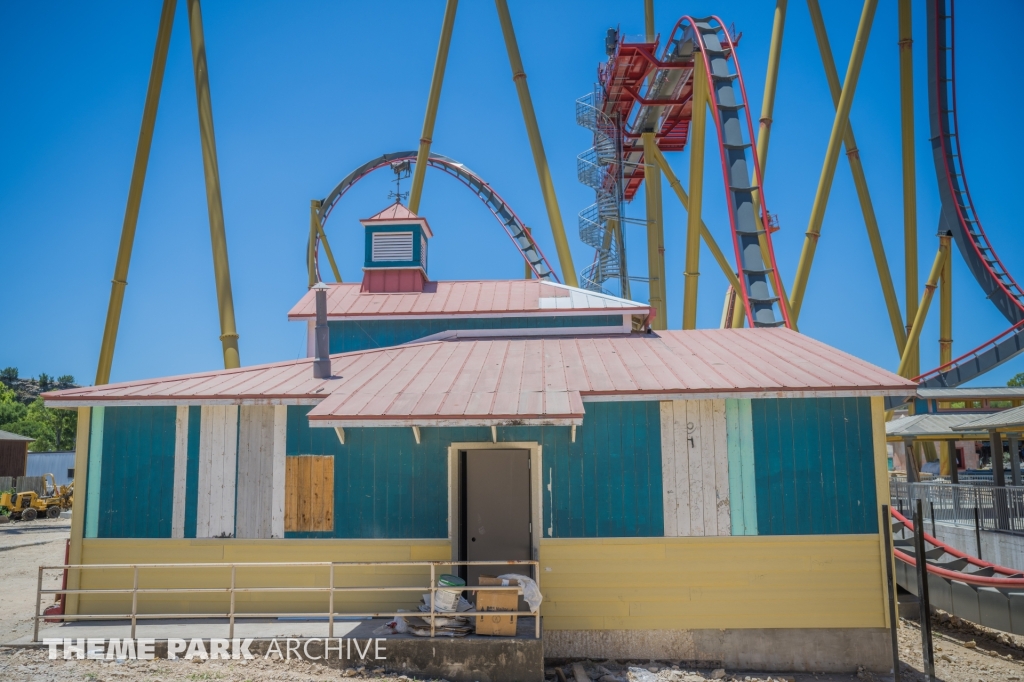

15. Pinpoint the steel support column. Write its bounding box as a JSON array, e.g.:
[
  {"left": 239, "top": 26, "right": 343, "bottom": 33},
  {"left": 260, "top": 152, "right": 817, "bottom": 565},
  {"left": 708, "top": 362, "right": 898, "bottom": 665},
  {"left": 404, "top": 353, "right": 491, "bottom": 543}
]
[
  {"left": 899, "top": 0, "right": 920, "bottom": 376},
  {"left": 642, "top": 133, "right": 667, "bottom": 328},
  {"left": 806, "top": 0, "right": 906, "bottom": 355},
  {"left": 897, "top": 237, "right": 949, "bottom": 377},
  {"left": 408, "top": 0, "right": 458, "bottom": 214},
  {"left": 682, "top": 53, "right": 707, "bottom": 330},
  {"left": 751, "top": 0, "right": 793, "bottom": 325},
  {"left": 311, "top": 199, "right": 341, "bottom": 284},
  {"left": 187, "top": 0, "right": 240, "bottom": 369},
  {"left": 95, "top": 0, "right": 176, "bottom": 385},
  {"left": 789, "top": 0, "right": 878, "bottom": 321},
  {"left": 947, "top": 440, "right": 959, "bottom": 484},
  {"left": 939, "top": 229, "right": 952, "bottom": 365},
  {"left": 494, "top": 0, "right": 577, "bottom": 287},
  {"left": 991, "top": 430, "right": 1006, "bottom": 488},
  {"left": 1010, "top": 434, "right": 1021, "bottom": 487}
]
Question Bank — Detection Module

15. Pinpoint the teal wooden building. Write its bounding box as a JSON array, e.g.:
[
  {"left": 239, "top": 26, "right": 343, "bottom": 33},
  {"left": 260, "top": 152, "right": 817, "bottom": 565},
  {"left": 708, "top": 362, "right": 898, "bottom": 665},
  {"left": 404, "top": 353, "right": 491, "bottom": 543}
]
[{"left": 47, "top": 204, "right": 916, "bottom": 672}]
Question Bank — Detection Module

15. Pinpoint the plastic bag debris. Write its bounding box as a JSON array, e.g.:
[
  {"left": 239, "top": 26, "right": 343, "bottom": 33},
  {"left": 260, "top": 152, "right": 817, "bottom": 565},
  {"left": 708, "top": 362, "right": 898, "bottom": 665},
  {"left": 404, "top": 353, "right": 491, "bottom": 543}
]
[{"left": 496, "top": 573, "right": 543, "bottom": 612}]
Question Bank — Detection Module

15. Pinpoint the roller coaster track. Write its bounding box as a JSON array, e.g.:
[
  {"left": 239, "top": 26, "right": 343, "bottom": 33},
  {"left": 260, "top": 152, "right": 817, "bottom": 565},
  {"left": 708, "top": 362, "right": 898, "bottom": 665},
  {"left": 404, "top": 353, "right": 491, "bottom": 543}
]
[
  {"left": 892, "top": 509, "right": 1024, "bottom": 634},
  {"left": 584, "top": 18, "right": 790, "bottom": 327},
  {"left": 916, "top": 0, "right": 1024, "bottom": 388},
  {"left": 311, "top": 151, "right": 558, "bottom": 284},
  {"left": 675, "top": 17, "right": 790, "bottom": 328}
]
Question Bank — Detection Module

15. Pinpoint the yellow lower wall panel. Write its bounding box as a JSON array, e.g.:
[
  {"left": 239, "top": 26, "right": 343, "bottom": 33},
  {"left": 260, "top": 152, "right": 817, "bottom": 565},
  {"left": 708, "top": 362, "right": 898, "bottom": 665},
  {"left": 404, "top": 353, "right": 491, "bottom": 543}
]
[
  {"left": 538, "top": 535, "right": 885, "bottom": 630},
  {"left": 77, "top": 538, "right": 450, "bottom": 616},
  {"left": 76, "top": 535, "right": 885, "bottom": 630}
]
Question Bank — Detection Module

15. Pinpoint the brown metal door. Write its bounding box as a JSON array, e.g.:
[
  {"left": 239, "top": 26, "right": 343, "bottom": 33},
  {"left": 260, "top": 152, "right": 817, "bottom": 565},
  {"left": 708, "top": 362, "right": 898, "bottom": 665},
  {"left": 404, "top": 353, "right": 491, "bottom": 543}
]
[{"left": 464, "top": 449, "right": 531, "bottom": 587}]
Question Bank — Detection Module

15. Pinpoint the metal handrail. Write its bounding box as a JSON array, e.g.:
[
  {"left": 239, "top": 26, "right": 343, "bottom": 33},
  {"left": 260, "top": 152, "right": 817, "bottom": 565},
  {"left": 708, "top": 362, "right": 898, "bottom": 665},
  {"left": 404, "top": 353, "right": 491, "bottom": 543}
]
[
  {"left": 891, "top": 481, "right": 1024, "bottom": 535},
  {"left": 34, "top": 560, "right": 540, "bottom": 643}
]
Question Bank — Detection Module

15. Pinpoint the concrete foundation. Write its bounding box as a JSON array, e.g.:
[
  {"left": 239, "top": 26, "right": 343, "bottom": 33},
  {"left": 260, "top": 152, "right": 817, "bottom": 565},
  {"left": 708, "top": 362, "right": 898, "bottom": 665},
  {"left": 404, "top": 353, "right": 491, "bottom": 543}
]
[
  {"left": 20, "top": 618, "right": 544, "bottom": 682},
  {"left": 543, "top": 628, "right": 892, "bottom": 673}
]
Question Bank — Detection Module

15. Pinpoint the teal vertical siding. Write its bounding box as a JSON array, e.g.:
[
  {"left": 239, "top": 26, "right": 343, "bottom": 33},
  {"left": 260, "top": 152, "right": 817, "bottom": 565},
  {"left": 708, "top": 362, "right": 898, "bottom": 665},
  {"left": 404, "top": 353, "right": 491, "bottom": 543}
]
[
  {"left": 751, "top": 397, "right": 877, "bottom": 536},
  {"left": 328, "top": 315, "right": 625, "bottom": 353},
  {"left": 726, "top": 399, "right": 758, "bottom": 535},
  {"left": 96, "top": 406, "right": 177, "bottom": 538},
  {"left": 85, "top": 407, "right": 105, "bottom": 539},
  {"left": 183, "top": 406, "right": 201, "bottom": 539},
  {"left": 286, "top": 407, "right": 448, "bottom": 539},
  {"left": 285, "top": 400, "right": 663, "bottom": 539}
]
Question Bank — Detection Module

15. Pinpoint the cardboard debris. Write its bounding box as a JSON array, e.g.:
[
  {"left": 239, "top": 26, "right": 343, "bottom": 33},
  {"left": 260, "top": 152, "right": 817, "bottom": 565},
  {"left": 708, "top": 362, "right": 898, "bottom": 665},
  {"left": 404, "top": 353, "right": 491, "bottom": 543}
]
[{"left": 474, "top": 575, "right": 519, "bottom": 636}]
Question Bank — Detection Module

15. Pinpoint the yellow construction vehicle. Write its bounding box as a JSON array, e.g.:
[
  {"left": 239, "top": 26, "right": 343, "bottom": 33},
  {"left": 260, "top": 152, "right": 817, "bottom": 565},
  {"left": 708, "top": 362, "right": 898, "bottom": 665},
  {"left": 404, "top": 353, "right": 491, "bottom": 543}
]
[{"left": 0, "top": 474, "right": 73, "bottom": 521}]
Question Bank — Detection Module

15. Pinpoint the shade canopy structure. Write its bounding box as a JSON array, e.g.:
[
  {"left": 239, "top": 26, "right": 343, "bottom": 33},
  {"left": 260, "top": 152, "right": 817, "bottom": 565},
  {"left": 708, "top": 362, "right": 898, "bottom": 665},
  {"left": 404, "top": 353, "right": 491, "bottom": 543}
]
[
  {"left": 954, "top": 405, "right": 1024, "bottom": 434},
  {"left": 885, "top": 413, "right": 991, "bottom": 442}
]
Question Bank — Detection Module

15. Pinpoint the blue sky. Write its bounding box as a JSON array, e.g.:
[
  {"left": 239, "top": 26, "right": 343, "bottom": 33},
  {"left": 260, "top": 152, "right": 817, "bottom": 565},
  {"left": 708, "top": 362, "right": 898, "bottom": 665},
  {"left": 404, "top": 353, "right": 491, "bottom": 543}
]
[{"left": 1, "top": 0, "right": 1022, "bottom": 386}]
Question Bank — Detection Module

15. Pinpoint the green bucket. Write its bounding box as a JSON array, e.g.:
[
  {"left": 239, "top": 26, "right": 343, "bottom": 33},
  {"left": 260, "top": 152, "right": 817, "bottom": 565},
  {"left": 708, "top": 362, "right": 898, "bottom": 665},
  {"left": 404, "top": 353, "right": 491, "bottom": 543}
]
[{"left": 438, "top": 573, "right": 465, "bottom": 588}]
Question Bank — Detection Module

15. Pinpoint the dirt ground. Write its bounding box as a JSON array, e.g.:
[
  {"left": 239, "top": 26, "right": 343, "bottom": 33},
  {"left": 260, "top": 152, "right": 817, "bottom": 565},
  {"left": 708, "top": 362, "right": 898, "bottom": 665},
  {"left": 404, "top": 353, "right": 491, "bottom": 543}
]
[
  {"left": 896, "top": 614, "right": 1024, "bottom": 681},
  {"left": 0, "top": 516, "right": 71, "bottom": 644},
  {"left": 4, "top": 519, "right": 1024, "bottom": 681}
]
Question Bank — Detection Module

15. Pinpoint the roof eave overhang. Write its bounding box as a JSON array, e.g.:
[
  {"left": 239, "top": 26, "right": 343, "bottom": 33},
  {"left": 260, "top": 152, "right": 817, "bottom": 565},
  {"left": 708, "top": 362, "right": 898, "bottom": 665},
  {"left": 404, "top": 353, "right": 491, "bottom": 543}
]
[
  {"left": 286, "top": 308, "right": 648, "bottom": 321},
  {"left": 309, "top": 416, "right": 583, "bottom": 428},
  {"left": 581, "top": 388, "right": 916, "bottom": 401},
  {"left": 44, "top": 397, "right": 323, "bottom": 408}
]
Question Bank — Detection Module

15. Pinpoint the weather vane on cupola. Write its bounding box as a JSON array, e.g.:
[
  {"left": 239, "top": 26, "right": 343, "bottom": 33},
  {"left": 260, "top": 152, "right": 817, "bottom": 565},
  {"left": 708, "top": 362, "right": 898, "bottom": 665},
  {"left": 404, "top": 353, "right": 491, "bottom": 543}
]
[{"left": 388, "top": 160, "right": 412, "bottom": 204}]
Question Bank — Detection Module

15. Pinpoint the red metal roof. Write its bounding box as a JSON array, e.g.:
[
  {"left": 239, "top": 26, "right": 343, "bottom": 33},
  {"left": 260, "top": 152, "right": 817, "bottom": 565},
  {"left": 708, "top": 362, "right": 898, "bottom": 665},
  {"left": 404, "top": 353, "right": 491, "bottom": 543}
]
[
  {"left": 287, "top": 280, "right": 651, "bottom": 320},
  {"left": 361, "top": 202, "right": 433, "bottom": 237},
  {"left": 46, "top": 329, "right": 916, "bottom": 426}
]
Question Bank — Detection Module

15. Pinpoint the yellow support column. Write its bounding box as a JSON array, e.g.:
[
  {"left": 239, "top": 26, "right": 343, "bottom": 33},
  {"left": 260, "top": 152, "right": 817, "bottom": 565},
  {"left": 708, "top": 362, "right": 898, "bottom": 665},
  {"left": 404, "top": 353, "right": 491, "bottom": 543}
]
[
  {"left": 730, "top": 288, "right": 747, "bottom": 328},
  {"left": 789, "top": 0, "right": 878, "bottom": 322},
  {"left": 806, "top": 0, "right": 906, "bottom": 355},
  {"left": 897, "top": 237, "right": 950, "bottom": 378},
  {"left": 683, "top": 53, "right": 708, "bottom": 330},
  {"left": 899, "top": 0, "right": 920, "bottom": 375},
  {"left": 187, "top": 0, "right": 240, "bottom": 369},
  {"left": 95, "top": 0, "right": 176, "bottom": 385},
  {"left": 408, "top": 0, "right": 458, "bottom": 214},
  {"left": 642, "top": 0, "right": 667, "bottom": 327},
  {"left": 525, "top": 227, "right": 533, "bottom": 279},
  {"left": 312, "top": 200, "right": 342, "bottom": 283},
  {"left": 494, "top": 0, "right": 577, "bottom": 287},
  {"left": 751, "top": 0, "right": 793, "bottom": 326},
  {"left": 939, "top": 232, "right": 952, "bottom": 365},
  {"left": 642, "top": 133, "right": 667, "bottom": 329}
]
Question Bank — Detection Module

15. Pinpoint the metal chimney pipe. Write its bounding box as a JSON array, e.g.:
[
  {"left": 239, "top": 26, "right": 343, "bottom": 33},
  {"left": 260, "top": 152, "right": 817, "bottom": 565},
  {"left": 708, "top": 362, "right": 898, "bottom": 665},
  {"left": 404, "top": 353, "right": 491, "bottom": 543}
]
[{"left": 312, "top": 282, "right": 331, "bottom": 379}]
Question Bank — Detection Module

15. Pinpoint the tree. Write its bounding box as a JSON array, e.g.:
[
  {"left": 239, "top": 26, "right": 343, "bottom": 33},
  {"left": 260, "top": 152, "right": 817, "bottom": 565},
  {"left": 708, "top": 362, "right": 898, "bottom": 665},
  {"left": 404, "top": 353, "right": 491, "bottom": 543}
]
[
  {"left": 1010, "top": 373, "right": 1024, "bottom": 387},
  {"left": 0, "top": 367, "right": 16, "bottom": 382},
  {"left": 56, "top": 375, "right": 75, "bottom": 388},
  {"left": 37, "top": 373, "right": 51, "bottom": 391}
]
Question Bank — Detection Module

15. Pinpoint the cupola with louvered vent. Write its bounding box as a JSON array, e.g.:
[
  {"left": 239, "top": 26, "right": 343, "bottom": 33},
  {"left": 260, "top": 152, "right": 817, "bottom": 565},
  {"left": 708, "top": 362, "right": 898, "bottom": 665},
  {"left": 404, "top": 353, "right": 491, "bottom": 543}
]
[{"left": 360, "top": 202, "right": 433, "bottom": 293}]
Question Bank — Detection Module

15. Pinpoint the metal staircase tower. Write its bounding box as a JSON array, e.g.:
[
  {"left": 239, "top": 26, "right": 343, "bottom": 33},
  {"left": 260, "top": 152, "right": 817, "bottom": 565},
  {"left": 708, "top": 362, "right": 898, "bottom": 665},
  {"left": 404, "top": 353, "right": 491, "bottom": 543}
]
[{"left": 575, "top": 90, "right": 630, "bottom": 297}]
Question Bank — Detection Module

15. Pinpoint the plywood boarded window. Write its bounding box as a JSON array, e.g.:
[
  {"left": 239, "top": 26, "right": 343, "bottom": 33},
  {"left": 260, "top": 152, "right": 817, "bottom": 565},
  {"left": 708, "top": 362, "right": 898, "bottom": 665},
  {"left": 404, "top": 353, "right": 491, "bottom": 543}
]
[{"left": 285, "top": 455, "right": 334, "bottom": 532}]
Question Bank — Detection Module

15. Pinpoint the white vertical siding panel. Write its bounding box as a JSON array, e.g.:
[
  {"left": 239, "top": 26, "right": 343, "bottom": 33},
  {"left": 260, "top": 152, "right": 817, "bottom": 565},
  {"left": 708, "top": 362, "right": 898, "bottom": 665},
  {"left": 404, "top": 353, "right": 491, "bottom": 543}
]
[
  {"left": 659, "top": 399, "right": 733, "bottom": 538},
  {"left": 659, "top": 401, "right": 678, "bottom": 537},
  {"left": 682, "top": 400, "right": 704, "bottom": 536},
  {"left": 235, "top": 407, "right": 253, "bottom": 539},
  {"left": 221, "top": 406, "right": 238, "bottom": 537},
  {"left": 271, "top": 406, "right": 287, "bottom": 539},
  {"left": 209, "top": 406, "right": 226, "bottom": 536},
  {"left": 196, "top": 406, "right": 213, "bottom": 538},
  {"left": 196, "top": 405, "right": 238, "bottom": 538},
  {"left": 711, "top": 399, "right": 732, "bottom": 536},
  {"left": 670, "top": 400, "right": 691, "bottom": 536},
  {"left": 171, "top": 406, "right": 189, "bottom": 539},
  {"left": 236, "top": 406, "right": 276, "bottom": 539}
]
